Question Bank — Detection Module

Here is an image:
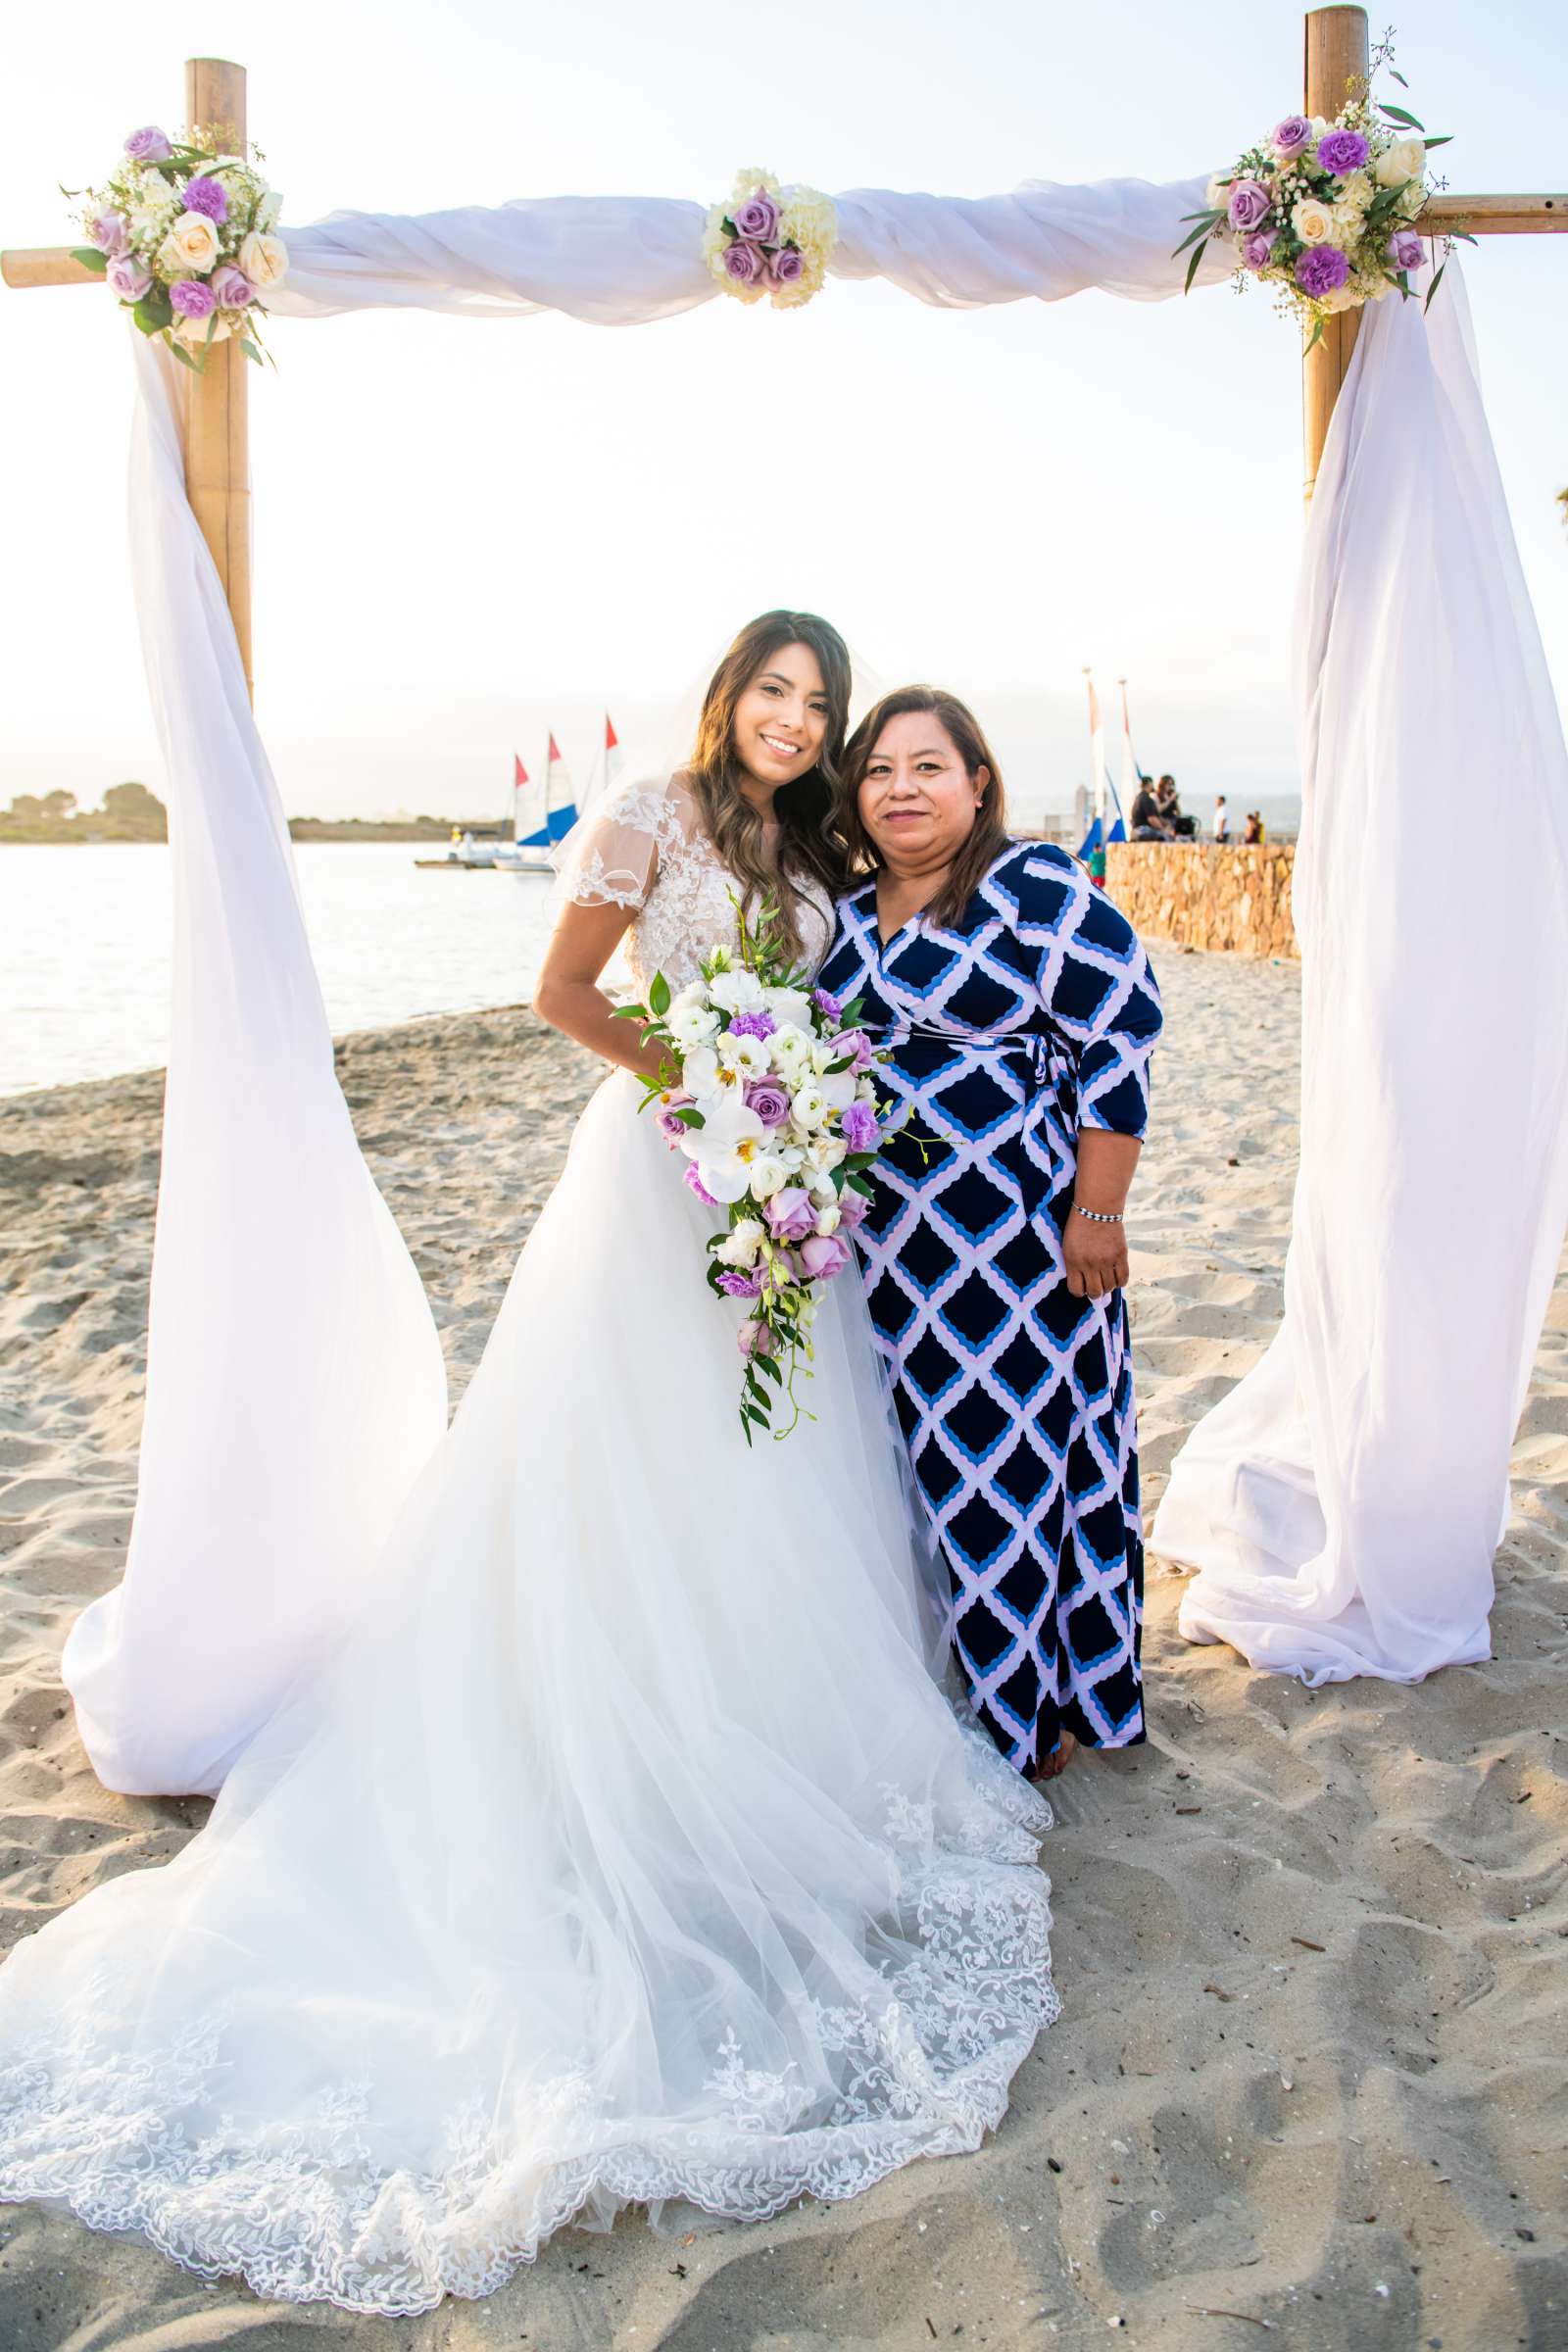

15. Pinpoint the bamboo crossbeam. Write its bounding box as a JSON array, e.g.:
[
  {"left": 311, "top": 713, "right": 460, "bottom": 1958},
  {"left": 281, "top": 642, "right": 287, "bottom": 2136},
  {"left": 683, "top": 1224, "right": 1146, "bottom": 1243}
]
[{"left": 1416, "top": 191, "right": 1567, "bottom": 234}]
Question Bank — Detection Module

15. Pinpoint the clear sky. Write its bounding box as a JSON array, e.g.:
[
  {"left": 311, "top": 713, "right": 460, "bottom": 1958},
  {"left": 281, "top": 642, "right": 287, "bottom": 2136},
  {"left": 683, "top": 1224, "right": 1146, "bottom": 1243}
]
[{"left": 2, "top": 0, "right": 1563, "bottom": 829}]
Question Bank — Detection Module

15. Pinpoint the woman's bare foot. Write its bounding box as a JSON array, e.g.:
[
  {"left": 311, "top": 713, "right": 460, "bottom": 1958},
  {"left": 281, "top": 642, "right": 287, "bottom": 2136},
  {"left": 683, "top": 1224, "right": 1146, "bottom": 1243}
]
[{"left": 1032, "top": 1731, "right": 1078, "bottom": 1783}]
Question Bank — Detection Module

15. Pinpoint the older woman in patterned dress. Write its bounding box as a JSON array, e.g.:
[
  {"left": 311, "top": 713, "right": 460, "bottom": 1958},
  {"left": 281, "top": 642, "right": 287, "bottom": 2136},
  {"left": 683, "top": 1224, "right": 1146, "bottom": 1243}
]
[{"left": 816, "top": 688, "right": 1162, "bottom": 1783}]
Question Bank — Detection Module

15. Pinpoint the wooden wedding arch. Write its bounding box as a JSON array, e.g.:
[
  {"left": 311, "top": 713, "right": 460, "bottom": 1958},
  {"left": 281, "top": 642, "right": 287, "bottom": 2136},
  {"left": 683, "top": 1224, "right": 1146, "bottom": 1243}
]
[{"left": 3, "top": 5, "right": 1564, "bottom": 712}]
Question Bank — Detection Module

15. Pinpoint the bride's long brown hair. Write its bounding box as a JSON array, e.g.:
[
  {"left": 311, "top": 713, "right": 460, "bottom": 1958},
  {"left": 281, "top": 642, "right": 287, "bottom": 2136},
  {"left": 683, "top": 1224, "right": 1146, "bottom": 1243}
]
[{"left": 686, "top": 612, "right": 853, "bottom": 959}]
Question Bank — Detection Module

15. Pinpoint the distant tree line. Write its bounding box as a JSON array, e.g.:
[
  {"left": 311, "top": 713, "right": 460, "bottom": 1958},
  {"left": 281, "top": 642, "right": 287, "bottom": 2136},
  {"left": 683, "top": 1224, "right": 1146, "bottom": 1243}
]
[{"left": 0, "top": 783, "right": 168, "bottom": 842}]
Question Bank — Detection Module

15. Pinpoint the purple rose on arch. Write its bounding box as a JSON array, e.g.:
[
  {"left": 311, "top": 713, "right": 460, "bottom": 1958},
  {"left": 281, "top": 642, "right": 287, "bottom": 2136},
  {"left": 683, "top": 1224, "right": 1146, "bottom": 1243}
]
[
  {"left": 1226, "top": 178, "right": 1273, "bottom": 232},
  {"left": 744, "top": 1078, "right": 793, "bottom": 1130},
  {"left": 123, "top": 125, "right": 173, "bottom": 163},
  {"left": 107, "top": 256, "right": 154, "bottom": 301},
  {"left": 182, "top": 174, "right": 229, "bottom": 223},
  {"left": 731, "top": 190, "right": 781, "bottom": 244},
  {"left": 210, "top": 263, "right": 254, "bottom": 308},
  {"left": 91, "top": 211, "right": 130, "bottom": 257},
  {"left": 1242, "top": 228, "right": 1278, "bottom": 271},
  {"left": 170, "top": 277, "right": 217, "bottom": 318},
  {"left": 723, "top": 241, "right": 765, "bottom": 286},
  {"left": 1315, "top": 127, "right": 1370, "bottom": 177},
  {"left": 1387, "top": 227, "right": 1425, "bottom": 272},
  {"left": 1270, "top": 115, "right": 1314, "bottom": 160},
  {"left": 1295, "top": 244, "right": 1351, "bottom": 299},
  {"left": 767, "top": 247, "right": 806, "bottom": 287}
]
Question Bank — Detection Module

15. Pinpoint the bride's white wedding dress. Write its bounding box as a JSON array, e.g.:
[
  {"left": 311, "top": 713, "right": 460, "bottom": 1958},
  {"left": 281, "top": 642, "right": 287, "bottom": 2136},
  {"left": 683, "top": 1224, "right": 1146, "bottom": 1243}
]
[{"left": 0, "top": 776, "right": 1057, "bottom": 2314}]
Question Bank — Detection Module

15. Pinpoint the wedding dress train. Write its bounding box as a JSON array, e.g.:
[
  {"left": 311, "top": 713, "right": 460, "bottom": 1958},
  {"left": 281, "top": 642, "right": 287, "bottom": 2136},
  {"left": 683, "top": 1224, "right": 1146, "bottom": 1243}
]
[{"left": 0, "top": 777, "right": 1057, "bottom": 2313}]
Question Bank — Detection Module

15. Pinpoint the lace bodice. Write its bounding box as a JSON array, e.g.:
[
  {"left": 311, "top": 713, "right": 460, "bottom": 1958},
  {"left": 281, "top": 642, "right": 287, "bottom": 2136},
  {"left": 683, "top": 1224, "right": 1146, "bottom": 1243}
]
[{"left": 554, "top": 774, "right": 834, "bottom": 993}]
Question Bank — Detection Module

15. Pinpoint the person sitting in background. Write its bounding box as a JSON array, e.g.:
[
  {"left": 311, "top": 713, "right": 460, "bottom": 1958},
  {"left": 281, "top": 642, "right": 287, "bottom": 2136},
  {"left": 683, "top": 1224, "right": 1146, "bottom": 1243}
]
[
  {"left": 1130, "top": 777, "right": 1173, "bottom": 841},
  {"left": 1243, "top": 809, "right": 1263, "bottom": 845},
  {"left": 1214, "top": 794, "right": 1230, "bottom": 843},
  {"left": 1155, "top": 775, "right": 1197, "bottom": 840}
]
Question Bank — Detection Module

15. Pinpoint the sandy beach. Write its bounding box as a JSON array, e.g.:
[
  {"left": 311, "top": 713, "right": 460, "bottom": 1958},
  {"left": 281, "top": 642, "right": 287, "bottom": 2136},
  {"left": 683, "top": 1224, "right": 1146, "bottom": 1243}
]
[{"left": 0, "top": 948, "right": 1563, "bottom": 2350}]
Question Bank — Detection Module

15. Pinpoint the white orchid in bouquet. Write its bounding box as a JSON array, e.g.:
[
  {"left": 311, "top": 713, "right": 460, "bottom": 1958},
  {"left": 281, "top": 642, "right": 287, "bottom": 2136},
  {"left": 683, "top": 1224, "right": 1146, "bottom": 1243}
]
[
  {"left": 64, "top": 122, "right": 287, "bottom": 374},
  {"left": 1176, "top": 35, "right": 1468, "bottom": 347},
  {"left": 617, "top": 898, "right": 897, "bottom": 1443}
]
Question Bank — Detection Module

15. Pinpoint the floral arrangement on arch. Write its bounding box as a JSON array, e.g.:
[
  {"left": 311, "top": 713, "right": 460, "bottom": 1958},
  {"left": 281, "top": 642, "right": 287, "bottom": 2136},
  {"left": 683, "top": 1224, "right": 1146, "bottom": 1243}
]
[
  {"left": 1177, "top": 44, "right": 1465, "bottom": 344},
  {"left": 703, "top": 169, "right": 838, "bottom": 311},
  {"left": 66, "top": 122, "right": 287, "bottom": 373}
]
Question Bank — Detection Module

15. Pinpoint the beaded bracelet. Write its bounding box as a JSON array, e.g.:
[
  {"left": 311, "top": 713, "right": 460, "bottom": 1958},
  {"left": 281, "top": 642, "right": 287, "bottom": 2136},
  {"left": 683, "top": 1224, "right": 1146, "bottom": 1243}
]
[{"left": 1072, "top": 1204, "right": 1124, "bottom": 1224}]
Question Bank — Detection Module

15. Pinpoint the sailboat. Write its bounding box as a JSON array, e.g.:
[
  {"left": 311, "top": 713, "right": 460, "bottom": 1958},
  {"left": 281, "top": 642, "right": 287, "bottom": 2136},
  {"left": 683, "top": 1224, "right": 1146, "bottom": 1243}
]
[
  {"left": 580, "top": 712, "right": 623, "bottom": 819},
  {"left": 494, "top": 735, "right": 579, "bottom": 875}
]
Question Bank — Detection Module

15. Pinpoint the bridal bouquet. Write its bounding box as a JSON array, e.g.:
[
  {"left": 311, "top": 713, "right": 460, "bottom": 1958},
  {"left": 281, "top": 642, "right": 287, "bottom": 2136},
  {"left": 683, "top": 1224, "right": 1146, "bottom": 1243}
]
[
  {"left": 703, "top": 168, "right": 838, "bottom": 311},
  {"left": 618, "top": 903, "right": 890, "bottom": 1442},
  {"left": 65, "top": 123, "right": 287, "bottom": 373},
  {"left": 1176, "top": 45, "right": 1459, "bottom": 344}
]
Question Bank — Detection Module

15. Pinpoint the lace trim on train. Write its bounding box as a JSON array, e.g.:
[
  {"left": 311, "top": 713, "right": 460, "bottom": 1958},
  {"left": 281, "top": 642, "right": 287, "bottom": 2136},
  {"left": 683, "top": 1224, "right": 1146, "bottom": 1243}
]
[{"left": 0, "top": 1746, "right": 1056, "bottom": 2318}]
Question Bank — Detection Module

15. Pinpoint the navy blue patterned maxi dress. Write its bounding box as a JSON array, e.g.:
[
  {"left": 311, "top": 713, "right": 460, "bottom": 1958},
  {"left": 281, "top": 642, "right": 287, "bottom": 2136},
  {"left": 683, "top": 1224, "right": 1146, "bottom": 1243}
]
[{"left": 817, "top": 842, "right": 1163, "bottom": 1774}]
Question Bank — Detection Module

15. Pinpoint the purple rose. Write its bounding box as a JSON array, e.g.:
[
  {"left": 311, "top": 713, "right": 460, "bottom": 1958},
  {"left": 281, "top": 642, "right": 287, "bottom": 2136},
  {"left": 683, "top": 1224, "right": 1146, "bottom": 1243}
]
[
  {"left": 800, "top": 1232, "right": 852, "bottom": 1284},
  {"left": 1270, "top": 115, "right": 1313, "bottom": 160},
  {"left": 1387, "top": 228, "right": 1425, "bottom": 272},
  {"left": 684, "top": 1162, "right": 719, "bottom": 1209},
  {"left": 836, "top": 1186, "right": 870, "bottom": 1233},
  {"left": 841, "top": 1101, "right": 880, "bottom": 1154},
  {"left": 169, "top": 277, "right": 217, "bottom": 318},
  {"left": 1226, "top": 178, "right": 1273, "bottom": 233},
  {"left": 723, "top": 241, "right": 764, "bottom": 285},
  {"left": 182, "top": 174, "right": 229, "bottom": 223},
  {"left": 1295, "top": 244, "right": 1351, "bottom": 299},
  {"left": 717, "top": 1268, "right": 762, "bottom": 1298},
  {"left": 211, "top": 263, "right": 254, "bottom": 308},
  {"left": 655, "top": 1102, "right": 691, "bottom": 1149},
  {"left": 737, "top": 1318, "right": 774, "bottom": 1358},
  {"left": 732, "top": 191, "right": 781, "bottom": 243},
  {"left": 811, "top": 987, "right": 843, "bottom": 1021},
  {"left": 727, "top": 1008, "right": 776, "bottom": 1041},
  {"left": 767, "top": 247, "right": 806, "bottom": 286},
  {"left": 831, "top": 1028, "right": 874, "bottom": 1074},
  {"left": 107, "top": 256, "right": 154, "bottom": 301},
  {"left": 764, "top": 1186, "right": 817, "bottom": 1243},
  {"left": 123, "top": 125, "right": 173, "bottom": 163},
  {"left": 1315, "top": 128, "right": 1370, "bottom": 177},
  {"left": 1242, "top": 228, "right": 1277, "bottom": 271},
  {"left": 91, "top": 211, "right": 129, "bottom": 257},
  {"left": 744, "top": 1078, "right": 793, "bottom": 1130}
]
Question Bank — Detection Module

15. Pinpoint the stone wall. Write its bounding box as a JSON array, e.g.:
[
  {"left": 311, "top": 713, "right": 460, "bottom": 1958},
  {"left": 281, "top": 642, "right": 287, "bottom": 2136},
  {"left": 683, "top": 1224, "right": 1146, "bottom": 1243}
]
[{"left": 1104, "top": 842, "right": 1298, "bottom": 959}]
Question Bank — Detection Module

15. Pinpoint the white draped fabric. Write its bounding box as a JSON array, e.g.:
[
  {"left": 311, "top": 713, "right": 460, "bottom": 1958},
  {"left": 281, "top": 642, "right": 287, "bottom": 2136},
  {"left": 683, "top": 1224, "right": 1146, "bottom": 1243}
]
[
  {"left": 62, "top": 330, "right": 449, "bottom": 1797},
  {"left": 1157, "top": 262, "right": 1568, "bottom": 1681},
  {"left": 78, "top": 170, "right": 1566, "bottom": 1797}
]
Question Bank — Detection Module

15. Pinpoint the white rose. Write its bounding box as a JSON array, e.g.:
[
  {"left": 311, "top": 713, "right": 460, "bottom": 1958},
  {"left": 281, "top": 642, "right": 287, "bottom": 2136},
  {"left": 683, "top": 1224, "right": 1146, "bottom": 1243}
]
[
  {"left": 1291, "top": 198, "right": 1335, "bottom": 246},
  {"left": 163, "top": 212, "right": 220, "bottom": 272},
  {"left": 716, "top": 1217, "right": 767, "bottom": 1267},
  {"left": 237, "top": 229, "right": 288, "bottom": 289},
  {"left": 1374, "top": 135, "right": 1425, "bottom": 188},
  {"left": 748, "top": 1154, "right": 788, "bottom": 1200},
  {"left": 815, "top": 1134, "right": 848, "bottom": 1172},
  {"left": 763, "top": 986, "right": 814, "bottom": 1033},
  {"left": 814, "top": 1203, "right": 842, "bottom": 1236}
]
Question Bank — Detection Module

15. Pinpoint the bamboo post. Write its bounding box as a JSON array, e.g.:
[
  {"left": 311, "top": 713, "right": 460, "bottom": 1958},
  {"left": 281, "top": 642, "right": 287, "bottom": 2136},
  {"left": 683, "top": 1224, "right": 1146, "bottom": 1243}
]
[
  {"left": 1301, "top": 5, "right": 1370, "bottom": 506},
  {"left": 182, "top": 57, "right": 253, "bottom": 705}
]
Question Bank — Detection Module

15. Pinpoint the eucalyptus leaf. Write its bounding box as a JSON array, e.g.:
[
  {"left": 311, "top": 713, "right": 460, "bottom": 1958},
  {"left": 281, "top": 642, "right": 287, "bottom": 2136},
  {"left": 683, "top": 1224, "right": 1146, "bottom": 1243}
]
[
  {"left": 1183, "top": 237, "right": 1209, "bottom": 296},
  {"left": 1424, "top": 262, "right": 1446, "bottom": 311},
  {"left": 1379, "top": 103, "right": 1427, "bottom": 129},
  {"left": 1303, "top": 317, "right": 1325, "bottom": 355},
  {"left": 1423, "top": 134, "right": 1452, "bottom": 149},
  {"left": 167, "top": 339, "right": 201, "bottom": 372},
  {"left": 238, "top": 336, "right": 264, "bottom": 366},
  {"left": 69, "top": 247, "right": 109, "bottom": 275}
]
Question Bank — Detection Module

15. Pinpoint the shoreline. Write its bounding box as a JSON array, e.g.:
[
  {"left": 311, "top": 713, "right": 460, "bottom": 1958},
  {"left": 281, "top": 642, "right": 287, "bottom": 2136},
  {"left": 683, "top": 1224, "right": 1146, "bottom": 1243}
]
[{"left": 1, "top": 956, "right": 1564, "bottom": 2346}]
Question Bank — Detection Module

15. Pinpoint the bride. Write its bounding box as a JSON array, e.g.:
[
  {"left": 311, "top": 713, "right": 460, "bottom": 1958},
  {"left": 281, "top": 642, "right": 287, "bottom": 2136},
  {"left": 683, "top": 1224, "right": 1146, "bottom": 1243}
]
[{"left": 0, "top": 611, "right": 1058, "bottom": 2315}]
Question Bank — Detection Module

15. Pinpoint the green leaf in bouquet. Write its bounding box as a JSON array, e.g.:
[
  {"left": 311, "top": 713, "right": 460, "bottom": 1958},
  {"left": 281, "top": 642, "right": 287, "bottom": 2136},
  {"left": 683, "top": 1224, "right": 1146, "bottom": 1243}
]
[
  {"left": 610, "top": 1002, "right": 649, "bottom": 1021},
  {"left": 1173, "top": 218, "right": 1217, "bottom": 258},
  {"left": 1423, "top": 262, "right": 1446, "bottom": 311},
  {"left": 1303, "top": 316, "right": 1326, "bottom": 354},
  {"left": 238, "top": 336, "right": 265, "bottom": 366},
  {"left": 845, "top": 1173, "right": 876, "bottom": 1198},
  {"left": 648, "top": 972, "right": 671, "bottom": 1017},
  {"left": 69, "top": 246, "right": 110, "bottom": 274},
  {"left": 1378, "top": 103, "right": 1426, "bottom": 129},
  {"left": 167, "top": 338, "right": 203, "bottom": 372},
  {"left": 1183, "top": 238, "right": 1209, "bottom": 296},
  {"left": 675, "top": 1106, "right": 706, "bottom": 1128},
  {"left": 1423, "top": 135, "right": 1452, "bottom": 150},
  {"left": 752, "top": 1351, "right": 783, "bottom": 1386}
]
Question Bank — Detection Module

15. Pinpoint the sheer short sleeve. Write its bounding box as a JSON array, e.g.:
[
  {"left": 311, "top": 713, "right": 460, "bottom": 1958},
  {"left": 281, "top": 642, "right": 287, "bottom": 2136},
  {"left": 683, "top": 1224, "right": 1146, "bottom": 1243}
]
[{"left": 549, "top": 777, "right": 691, "bottom": 914}]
